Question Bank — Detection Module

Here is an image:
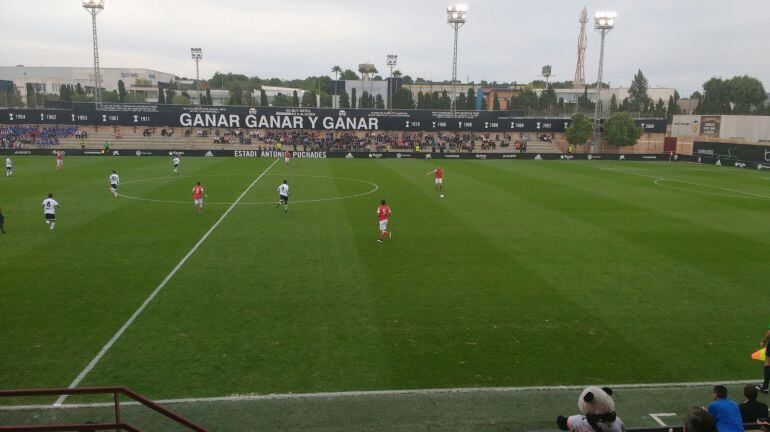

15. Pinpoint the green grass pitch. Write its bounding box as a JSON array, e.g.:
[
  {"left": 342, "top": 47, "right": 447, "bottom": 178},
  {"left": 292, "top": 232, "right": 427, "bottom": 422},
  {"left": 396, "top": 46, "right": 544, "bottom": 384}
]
[{"left": 1, "top": 156, "right": 769, "bottom": 402}]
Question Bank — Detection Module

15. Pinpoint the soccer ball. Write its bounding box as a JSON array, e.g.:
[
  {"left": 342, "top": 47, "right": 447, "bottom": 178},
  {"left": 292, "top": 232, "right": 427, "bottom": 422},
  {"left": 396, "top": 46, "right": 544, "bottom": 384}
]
[{"left": 440, "top": 194, "right": 444, "bottom": 198}]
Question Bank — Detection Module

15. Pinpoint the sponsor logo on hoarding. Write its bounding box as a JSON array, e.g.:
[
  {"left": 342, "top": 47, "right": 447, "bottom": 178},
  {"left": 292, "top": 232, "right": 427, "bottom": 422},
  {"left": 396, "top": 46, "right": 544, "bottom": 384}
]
[
  {"left": 425, "top": 154, "right": 432, "bottom": 159},
  {"left": 474, "top": 153, "right": 487, "bottom": 159},
  {"left": 205, "top": 151, "right": 214, "bottom": 157},
  {"left": 248, "top": 108, "right": 257, "bottom": 115},
  {"left": 501, "top": 154, "right": 518, "bottom": 159},
  {"left": 13, "top": 150, "right": 31, "bottom": 155},
  {"left": 715, "top": 159, "right": 722, "bottom": 166},
  {"left": 135, "top": 151, "right": 142, "bottom": 156},
  {"left": 83, "top": 150, "right": 102, "bottom": 155},
  {"left": 758, "top": 164, "right": 768, "bottom": 170},
  {"left": 734, "top": 161, "right": 746, "bottom": 168},
  {"left": 168, "top": 151, "right": 185, "bottom": 156},
  {"left": 534, "top": 154, "right": 543, "bottom": 160},
  {"left": 134, "top": 151, "right": 152, "bottom": 156},
  {"left": 368, "top": 153, "right": 384, "bottom": 158},
  {"left": 345, "top": 152, "right": 354, "bottom": 159},
  {"left": 444, "top": 154, "right": 460, "bottom": 158},
  {"left": 642, "top": 156, "right": 657, "bottom": 160},
  {"left": 112, "top": 150, "right": 120, "bottom": 156},
  {"left": 618, "top": 155, "right": 626, "bottom": 160},
  {"left": 559, "top": 154, "right": 574, "bottom": 160}
]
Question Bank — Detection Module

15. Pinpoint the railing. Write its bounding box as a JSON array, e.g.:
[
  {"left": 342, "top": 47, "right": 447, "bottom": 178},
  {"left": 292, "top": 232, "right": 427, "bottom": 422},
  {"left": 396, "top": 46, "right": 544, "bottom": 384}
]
[
  {"left": 0, "top": 387, "right": 208, "bottom": 432},
  {"left": 628, "top": 423, "right": 764, "bottom": 432}
]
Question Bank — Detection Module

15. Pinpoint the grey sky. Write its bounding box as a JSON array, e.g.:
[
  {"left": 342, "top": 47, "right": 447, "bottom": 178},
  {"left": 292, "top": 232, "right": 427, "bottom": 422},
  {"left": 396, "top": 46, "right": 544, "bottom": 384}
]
[{"left": 1, "top": 0, "right": 767, "bottom": 96}]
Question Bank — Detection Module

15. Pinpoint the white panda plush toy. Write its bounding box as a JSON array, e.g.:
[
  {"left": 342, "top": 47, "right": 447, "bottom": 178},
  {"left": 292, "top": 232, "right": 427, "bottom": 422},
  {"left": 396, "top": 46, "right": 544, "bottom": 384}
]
[{"left": 556, "top": 386, "right": 626, "bottom": 432}]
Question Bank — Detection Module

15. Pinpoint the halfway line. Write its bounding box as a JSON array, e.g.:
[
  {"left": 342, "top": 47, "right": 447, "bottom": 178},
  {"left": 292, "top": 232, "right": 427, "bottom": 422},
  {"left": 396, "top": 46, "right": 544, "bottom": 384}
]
[{"left": 53, "top": 158, "right": 280, "bottom": 406}]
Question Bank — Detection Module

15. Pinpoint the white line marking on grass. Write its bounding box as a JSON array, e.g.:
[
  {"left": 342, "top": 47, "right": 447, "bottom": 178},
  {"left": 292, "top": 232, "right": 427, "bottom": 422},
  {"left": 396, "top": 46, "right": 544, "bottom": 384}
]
[
  {"left": 52, "top": 158, "right": 280, "bottom": 407},
  {"left": 25, "top": 378, "right": 755, "bottom": 410},
  {"left": 649, "top": 413, "right": 677, "bottom": 426},
  {"left": 117, "top": 174, "right": 379, "bottom": 205}
]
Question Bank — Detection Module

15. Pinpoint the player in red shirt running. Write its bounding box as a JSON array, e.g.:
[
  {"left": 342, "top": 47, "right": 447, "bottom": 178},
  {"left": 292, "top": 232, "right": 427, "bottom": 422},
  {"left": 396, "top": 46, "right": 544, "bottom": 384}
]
[
  {"left": 56, "top": 151, "right": 63, "bottom": 172},
  {"left": 376, "top": 199, "right": 392, "bottom": 243},
  {"left": 284, "top": 151, "right": 291, "bottom": 166},
  {"left": 192, "top": 181, "right": 207, "bottom": 213},
  {"left": 426, "top": 166, "right": 443, "bottom": 194}
]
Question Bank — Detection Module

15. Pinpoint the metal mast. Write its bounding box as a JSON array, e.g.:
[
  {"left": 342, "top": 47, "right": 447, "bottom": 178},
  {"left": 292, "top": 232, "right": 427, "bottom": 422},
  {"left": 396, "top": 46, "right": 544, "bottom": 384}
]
[
  {"left": 447, "top": 5, "right": 467, "bottom": 111},
  {"left": 82, "top": 0, "right": 105, "bottom": 109},
  {"left": 591, "top": 12, "right": 616, "bottom": 153},
  {"left": 574, "top": 7, "right": 587, "bottom": 88}
]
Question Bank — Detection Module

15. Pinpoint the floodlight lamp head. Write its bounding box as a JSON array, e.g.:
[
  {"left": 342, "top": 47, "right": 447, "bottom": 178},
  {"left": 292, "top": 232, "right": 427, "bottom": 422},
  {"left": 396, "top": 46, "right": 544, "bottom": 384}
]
[
  {"left": 447, "top": 4, "right": 467, "bottom": 23},
  {"left": 594, "top": 11, "right": 616, "bottom": 30},
  {"left": 82, "top": 0, "right": 105, "bottom": 12},
  {"left": 386, "top": 55, "right": 398, "bottom": 66},
  {"left": 191, "top": 48, "right": 203, "bottom": 60}
]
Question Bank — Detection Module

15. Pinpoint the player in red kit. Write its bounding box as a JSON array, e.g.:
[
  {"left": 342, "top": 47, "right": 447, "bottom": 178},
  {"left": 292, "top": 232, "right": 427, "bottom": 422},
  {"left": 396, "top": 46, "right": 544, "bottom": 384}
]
[
  {"left": 376, "top": 199, "right": 392, "bottom": 243},
  {"left": 56, "top": 151, "right": 63, "bottom": 171},
  {"left": 426, "top": 165, "right": 443, "bottom": 195},
  {"left": 284, "top": 151, "right": 291, "bottom": 166},
  {"left": 192, "top": 181, "right": 207, "bottom": 213}
]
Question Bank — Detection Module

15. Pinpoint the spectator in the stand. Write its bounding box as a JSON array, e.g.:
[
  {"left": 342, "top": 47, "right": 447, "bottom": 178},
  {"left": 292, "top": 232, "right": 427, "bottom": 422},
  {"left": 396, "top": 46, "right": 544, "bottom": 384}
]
[
  {"left": 707, "top": 385, "right": 744, "bottom": 432},
  {"left": 684, "top": 407, "right": 717, "bottom": 432},
  {"left": 739, "top": 384, "right": 768, "bottom": 423},
  {"left": 758, "top": 321, "right": 770, "bottom": 394}
]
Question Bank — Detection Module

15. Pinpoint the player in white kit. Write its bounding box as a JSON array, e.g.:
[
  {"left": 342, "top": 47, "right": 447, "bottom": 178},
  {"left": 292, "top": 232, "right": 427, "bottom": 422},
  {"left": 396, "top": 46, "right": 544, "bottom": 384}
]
[
  {"left": 42, "top": 193, "right": 60, "bottom": 231},
  {"left": 108, "top": 170, "right": 120, "bottom": 198},
  {"left": 277, "top": 180, "right": 289, "bottom": 213},
  {"left": 173, "top": 156, "right": 180, "bottom": 174},
  {"left": 5, "top": 157, "right": 12, "bottom": 177}
]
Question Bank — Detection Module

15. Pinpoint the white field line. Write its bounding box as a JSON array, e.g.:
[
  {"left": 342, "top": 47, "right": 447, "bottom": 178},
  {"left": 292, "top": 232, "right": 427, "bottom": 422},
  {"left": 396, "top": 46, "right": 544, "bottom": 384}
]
[
  {"left": 3, "top": 379, "right": 756, "bottom": 411},
  {"left": 52, "top": 158, "right": 280, "bottom": 407},
  {"left": 599, "top": 167, "right": 770, "bottom": 200},
  {"left": 117, "top": 174, "right": 379, "bottom": 205}
]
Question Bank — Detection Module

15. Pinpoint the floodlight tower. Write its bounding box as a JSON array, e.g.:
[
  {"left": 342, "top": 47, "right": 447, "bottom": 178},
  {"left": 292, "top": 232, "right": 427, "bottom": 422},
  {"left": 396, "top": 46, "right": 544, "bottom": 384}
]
[
  {"left": 386, "top": 54, "right": 397, "bottom": 111},
  {"left": 447, "top": 4, "right": 467, "bottom": 111},
  {"left": 82, "top": 0, "right": 105, "bottom": 109},
  {"left": 592, "top": 11, "right": 616, "bottom": 153},
  {"left": 573, "top": 7, "right": 588, "bottom": 89},
  {"left": 191, "top": 48, "right": 203, "bottom": 105}
]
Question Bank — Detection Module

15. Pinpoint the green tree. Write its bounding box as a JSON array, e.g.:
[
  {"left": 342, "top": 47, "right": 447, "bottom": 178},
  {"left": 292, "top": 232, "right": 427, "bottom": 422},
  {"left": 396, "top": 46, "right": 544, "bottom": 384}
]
[
  {"left": 102, "top": 90, "right": 119, "bottom": 102},
  {"left": 339, "top": 91, "right": 350, "bottom": 108},
  {"left": 59, "top": 84, "right": 72, "bottom": 101},
  {"left": 609, "top": 94, "right": 618, "bottom": 114},
  {"left": 260, "top": 89, "right": 268, "bottom": 106},
  {"left": 628, "top": 69, "right": 651, "bottom": 112},
  {"left": 25, "top": 83, "right": 36, "bottom": 107},
  {"left": 273, "top": 93, "right": 292, "bottom": 107},
  {"left": 165, "top": 89, "right": 176, "bottom": 104},
  {"left": 341, "top": 69, "right": 358, "bottom": 80},
  {"left": 539, "top": 88, "right": 557, "bottom": 111},
  {"left": 666, "top": 95, "right": 680, "bottom": 122},
  {"left": 727, "top": 75, "right": 767, "bottom": 114},
  {"left": 157, "top": 84, "right": 166, "bottom": 103},
  {"left": 654, "top": 98, "right": 666, "bottom": 117},
  {"left": 481, "top": 97, "right": 488, "bottom": 111},
  {"left": 423, "top": 92, "right": 433, "bottom": 109},
  {"left": 206, "top": 88, "right": 213, "bottom": 105},
  {"left": 359, "top": 91, "right": 370, "bottom": 108},
  {"left": 577, "top": 87, "right": 594, "bottom": 110},
  {"left": 492, "top": 93, "right": 500, "bottom": 111},
  {"left": 351, "top": 88, "right": 357, "bottom": 108},
  {"left": 172, "top": 94, "right": 191, "bottom": 105},
  {"left": 3, "top": 87, "right": 24, "bottom": 107},
  {"left": 393, "top": 88, "right": 414, "bottom": 109},
  {"left": 604, "top": 112, "right": 643, "bottom": 147},
  {"left": 698, "top": 78, "right": 731, "bottom": 114},
  {"left": 375, "top": 94, "right": 385, "bottom": 109},
  {"left": 456, "top": 92, "right": 467, "bottom": 110},
  {"left": 466, "top": 88, "right": 476, "bottom": 110},
  {"left": 301, "top": 90, "right": 315, "bottom": 107},
  {"left": 417, "top": 91, "right": 425, "bottom": 109},
  {"left": 440, "top": 90, "right": 451, "bottom": 109},
  {"left": 117, "top": 80, "right": 127, "bottom": 103},
  {"left": 565, "top": 113, "right": 593, "bottom": 147}
]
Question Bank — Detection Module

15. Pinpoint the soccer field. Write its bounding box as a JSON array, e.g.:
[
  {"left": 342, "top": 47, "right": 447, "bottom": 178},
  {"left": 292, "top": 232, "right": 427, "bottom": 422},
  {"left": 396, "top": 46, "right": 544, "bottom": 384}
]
[{"left": 1, "top": 156, "right": 769, "bottom": 404}]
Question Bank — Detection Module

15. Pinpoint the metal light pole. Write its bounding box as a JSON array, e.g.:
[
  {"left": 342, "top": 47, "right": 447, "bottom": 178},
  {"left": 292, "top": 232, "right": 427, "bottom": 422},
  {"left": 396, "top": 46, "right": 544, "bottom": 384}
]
[
  {"left": 387, "top": 54, "right": 397, "bottom": 111},
  {"left": 191, "top": 48, "right": 203, "bottom": 105},
  {"left": 447, "top": 4, "right": 467, "bottom": 112},
  {"left": 82, "top": 0, "right": 105, "bottom": 110},
  {"left": 591, "top": 11, "right": 615, "bottom": 153}
]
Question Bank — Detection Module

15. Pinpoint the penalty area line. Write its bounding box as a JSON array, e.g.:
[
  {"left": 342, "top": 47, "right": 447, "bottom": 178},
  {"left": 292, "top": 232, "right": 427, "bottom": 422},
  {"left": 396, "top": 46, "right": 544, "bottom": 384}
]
[
  {"left": 8, "top": 378, "right": 753, "bottom": 411},
  {"left": 52, "top": 158, "right": 280, "bottom": 407}
]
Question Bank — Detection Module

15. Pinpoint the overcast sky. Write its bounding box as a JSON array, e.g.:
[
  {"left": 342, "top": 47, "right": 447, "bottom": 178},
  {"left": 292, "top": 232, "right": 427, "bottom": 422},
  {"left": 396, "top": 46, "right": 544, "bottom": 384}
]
[{"left": 1, "top": 0, "right": 768, "bottom": 96}]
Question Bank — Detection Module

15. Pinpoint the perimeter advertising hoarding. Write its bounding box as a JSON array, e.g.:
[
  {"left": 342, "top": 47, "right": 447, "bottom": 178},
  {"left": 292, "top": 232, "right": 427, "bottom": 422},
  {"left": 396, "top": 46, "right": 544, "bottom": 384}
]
[{"left": 0, "top": 105, "right": 666, "bottom": 133}]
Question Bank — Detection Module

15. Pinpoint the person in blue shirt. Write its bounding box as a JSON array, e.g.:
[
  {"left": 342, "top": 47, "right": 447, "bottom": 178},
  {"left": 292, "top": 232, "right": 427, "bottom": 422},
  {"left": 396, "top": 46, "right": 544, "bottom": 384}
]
[{"left": 707, "top": 385, "right": 745, "bottom": 432}]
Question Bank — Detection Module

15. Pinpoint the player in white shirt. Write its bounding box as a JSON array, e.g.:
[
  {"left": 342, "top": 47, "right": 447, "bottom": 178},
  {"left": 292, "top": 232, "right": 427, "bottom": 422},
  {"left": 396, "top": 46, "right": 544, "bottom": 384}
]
[
  {"left": 173, "top": 156, "right": 180, "bottom": 174},
  {"left": 42, "top": 193, "right": 60, "bottom": 231},
  {"left": 5, "top": 157, "right": 12, "bottom": 177},
  {"left": 108, "top": 170, "right": 120, "bottom": 198},
  {"left": 277, "top": 180, "right": 289, "bottom": 213}
]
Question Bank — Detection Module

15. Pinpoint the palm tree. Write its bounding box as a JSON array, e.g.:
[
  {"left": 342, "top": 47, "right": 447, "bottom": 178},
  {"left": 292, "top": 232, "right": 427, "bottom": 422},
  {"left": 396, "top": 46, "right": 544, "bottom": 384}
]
[
  {"left": 331, "top": 65, "right": 342, "bottom": 108},
  {"left": 393, "top": 70, "right": 402, "bottom": 79}
]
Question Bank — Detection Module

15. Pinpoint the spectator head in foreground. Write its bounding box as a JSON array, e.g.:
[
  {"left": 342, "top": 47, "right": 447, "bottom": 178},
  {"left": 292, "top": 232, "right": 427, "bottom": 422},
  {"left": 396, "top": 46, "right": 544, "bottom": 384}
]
[
  {"left": 712, "top": 385, "right": 729, "bottom": 400},
  {"left": 556, "top": 386, "right": 625, "bottom": 432},
  {"left": 684, "top": 407, "right": 716, "bottom": 432}
]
